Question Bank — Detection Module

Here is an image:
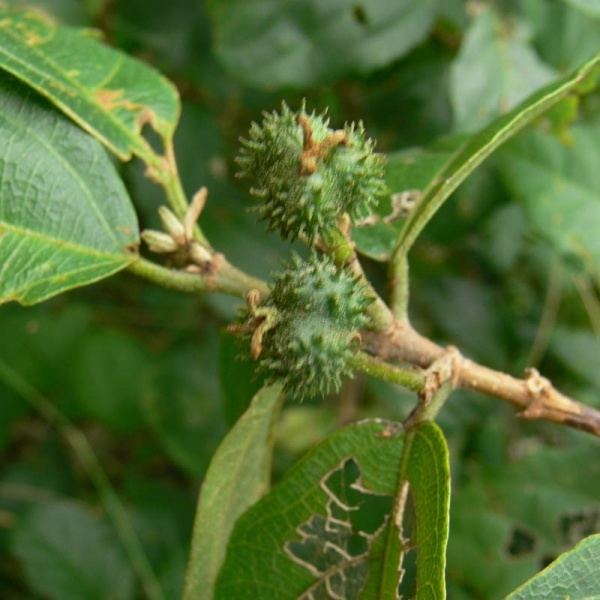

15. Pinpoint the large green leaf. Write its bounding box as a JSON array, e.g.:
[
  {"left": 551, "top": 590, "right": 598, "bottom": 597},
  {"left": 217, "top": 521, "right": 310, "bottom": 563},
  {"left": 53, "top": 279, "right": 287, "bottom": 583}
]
[
  {"left": 215, "top": 419, "right": 450, "bottom": 599},
  {"left": 0, "top": 74, "right": 139, "bottom": 305},
  {"left": 499, "top": 122, "right": 600, "bottom": 279},
  {"left": 354, "top": 53, "right": 600, "bottom": 262},
  {"left": 11, "top": 500, "right": 135, "bottom": 600},
  {"left": 506, "top": 534, "right": 600, "bottom": 599},
  {"left": 450, "top": 8, "right": 554, "bottom": 132},
  {"left": 183, "top": 385, "right": 283, "bottom": 600},
  {"left": 0, "top": 6, "right": 179, "bottom": 161},
  {"left": 206, "top": 0, "right": 437, "bottom": 88}
]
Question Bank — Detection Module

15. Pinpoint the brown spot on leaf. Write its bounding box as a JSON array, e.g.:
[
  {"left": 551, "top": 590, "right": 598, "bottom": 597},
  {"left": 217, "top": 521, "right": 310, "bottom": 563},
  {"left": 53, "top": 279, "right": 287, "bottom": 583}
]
[
  {"left": 94, "top": 89, "right": 141, "bottom": 113},
  {"left": 24, "top": 31, "right": 44, "bottom": 46}
]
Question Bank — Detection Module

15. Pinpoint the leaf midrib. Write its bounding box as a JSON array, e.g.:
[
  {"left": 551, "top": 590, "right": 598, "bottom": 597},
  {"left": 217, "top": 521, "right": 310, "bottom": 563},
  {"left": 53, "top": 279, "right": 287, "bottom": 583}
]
[{"left": 0, "top": 221, "right": 133, "bottom": 259}]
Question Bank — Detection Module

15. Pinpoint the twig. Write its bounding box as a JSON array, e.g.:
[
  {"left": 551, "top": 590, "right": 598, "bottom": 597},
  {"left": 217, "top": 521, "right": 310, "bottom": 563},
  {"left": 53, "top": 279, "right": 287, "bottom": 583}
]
[
  {"left": 128, "top": 257, "right": 269, "bottom": 299},
  {"left": 349, "top": 352, "right": 424, "bottom": 392},
  {"left": 322, "top": 225, "right": 394, "bottom": 331},
  {"left": 363, "top": 321, "right": 600, "bottom": 437},
  {"left": 389, "top": 254, "right": 409, "bottom": 322}
]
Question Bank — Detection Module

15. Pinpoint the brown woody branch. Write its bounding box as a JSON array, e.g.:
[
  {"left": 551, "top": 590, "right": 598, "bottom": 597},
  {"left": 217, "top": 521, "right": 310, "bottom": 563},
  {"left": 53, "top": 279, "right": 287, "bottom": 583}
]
[{"left": 363, "top": 320, "right": 600, "bottom": 437}]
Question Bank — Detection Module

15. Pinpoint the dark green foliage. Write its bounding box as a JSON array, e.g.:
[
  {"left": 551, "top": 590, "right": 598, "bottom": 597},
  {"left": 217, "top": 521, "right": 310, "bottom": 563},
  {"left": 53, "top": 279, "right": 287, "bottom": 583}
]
[
  {"left": 236, "top": 103, "right": 387, "bottom": 242},
  {"left": 1, "top": 1, "right": 600, "bottom": 599},
  {"left": 256, "top": 254, "right": 371, "bottom": 400}
]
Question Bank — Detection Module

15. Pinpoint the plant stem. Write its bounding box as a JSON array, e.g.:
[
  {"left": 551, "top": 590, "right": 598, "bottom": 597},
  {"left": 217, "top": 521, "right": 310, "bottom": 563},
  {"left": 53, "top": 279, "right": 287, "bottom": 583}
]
[
  {"left": 0, "top": 360, "right": 164, "bottom": 600},
  {"left": 350, "top": 352, "right": 424, "bottom": 392},
  {"left": 364, "top": 321, "right": 600, "bottom": 437},
  {"left": 158, "top": 142, "right": 210, "bottom": 246},
  {"left": 390, "top": 253, "right": 409, "bottom": 321},
  {"left": 323, "top": 227, "right": 394, "bottom": 331},
  {"left": 128, "top": 257, "right": 269, "bottom": 299}
]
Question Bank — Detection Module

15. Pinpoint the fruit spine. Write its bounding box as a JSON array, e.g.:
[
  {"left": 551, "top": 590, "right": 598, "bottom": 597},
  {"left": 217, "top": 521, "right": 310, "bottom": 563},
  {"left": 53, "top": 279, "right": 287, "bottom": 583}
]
[
  {"left": 236, "top": 103, "right": 387, "bottom": 242},
  {"left": 247, "top": 253, "right": 372, "bottom": 401}
]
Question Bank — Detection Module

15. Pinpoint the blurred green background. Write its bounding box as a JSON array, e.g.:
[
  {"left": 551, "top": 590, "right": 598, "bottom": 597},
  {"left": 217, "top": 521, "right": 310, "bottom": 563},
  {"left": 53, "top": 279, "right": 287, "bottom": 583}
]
[{"left": 1, "top": 0, "right": 599, "bottom": 598}]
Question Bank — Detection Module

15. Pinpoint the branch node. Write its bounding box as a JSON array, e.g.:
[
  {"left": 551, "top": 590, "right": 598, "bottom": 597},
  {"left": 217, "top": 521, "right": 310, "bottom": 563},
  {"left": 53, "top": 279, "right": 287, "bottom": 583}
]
[
  {"left": 420, "top": 346, "right": 462, "bottom": 403},
  {"left": 521, "top": 367, "right": 553, "bottom": 419},
  {"left": 405, "top": 346, "right": 461, "bottom": 429}
]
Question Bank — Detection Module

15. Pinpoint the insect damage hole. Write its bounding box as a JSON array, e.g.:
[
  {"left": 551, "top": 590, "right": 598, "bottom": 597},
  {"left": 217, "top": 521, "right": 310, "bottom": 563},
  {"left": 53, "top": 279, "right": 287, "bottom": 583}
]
[{"left": 284, "top": 457, "right": 393, "bottom": 599}]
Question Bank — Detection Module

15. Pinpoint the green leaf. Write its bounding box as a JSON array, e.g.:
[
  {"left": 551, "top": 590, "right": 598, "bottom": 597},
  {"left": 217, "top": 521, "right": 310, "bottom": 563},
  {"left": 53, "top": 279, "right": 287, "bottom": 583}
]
[
  {"left": 215, "top": 419, "right": 451, "bottom": 599},
  {"left": 0, "top": 6, "right": 180, "bottom": 161},
  {"left": 388, "top": 52, "right": 600, "bottom": 262},
  {"left": 206, "top": 0, "right": 437, "bottom": 88},
  {"left": 407, "top": 422, "right": 450, "bottom": 600},
  {"left": 363, "top": 421, "right": 450, "bottom": 600},
  {"left": 450, "top": 8, "right": 554, "bottom": 132},
  {"left": 0, "top": 74, "right": 139, "bottom": 305},
  {"left": 506, "top": 534, "right": 600, "bottom": 599},
  {"left": 499, "top": 122, "right": 600, "bottom": 278},
  {"left": 183, "top": 385, "right": 283, "bottom": 600},
  {"left": 11, "top": 500, "right": 135, "bottom": 600}
]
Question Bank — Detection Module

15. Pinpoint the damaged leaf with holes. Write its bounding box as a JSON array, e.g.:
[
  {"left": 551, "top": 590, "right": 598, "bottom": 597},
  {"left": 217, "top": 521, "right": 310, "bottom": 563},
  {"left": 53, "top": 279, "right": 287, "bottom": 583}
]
[{"left": 215, "top": 419, "right": 450, "bottom": 600}]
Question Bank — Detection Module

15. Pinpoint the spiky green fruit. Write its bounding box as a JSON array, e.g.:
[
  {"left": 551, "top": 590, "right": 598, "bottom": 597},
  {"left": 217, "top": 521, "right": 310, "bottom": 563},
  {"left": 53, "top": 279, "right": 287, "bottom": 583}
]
[
  {"left": 236, "top": 103, "right": 387, "bottom": 242},
  {"left": 256, "top": 254, "right": 371, "bottom": 401}
]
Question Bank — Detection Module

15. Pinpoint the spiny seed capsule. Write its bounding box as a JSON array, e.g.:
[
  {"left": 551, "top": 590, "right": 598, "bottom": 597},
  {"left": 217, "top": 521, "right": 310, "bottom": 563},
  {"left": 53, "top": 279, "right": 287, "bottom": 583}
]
[
  {"left": 255, "top": 254, "right": 371, "bottom": 401},
  {"left": 236, "top": 103, "right": 387, "bottom": 242}
]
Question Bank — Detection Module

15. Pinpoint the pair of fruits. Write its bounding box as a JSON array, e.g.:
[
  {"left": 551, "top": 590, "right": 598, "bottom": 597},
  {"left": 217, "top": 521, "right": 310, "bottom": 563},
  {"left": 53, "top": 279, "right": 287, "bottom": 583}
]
[{"left": 236, "top": 104, "right": 387, "bottom": 400}]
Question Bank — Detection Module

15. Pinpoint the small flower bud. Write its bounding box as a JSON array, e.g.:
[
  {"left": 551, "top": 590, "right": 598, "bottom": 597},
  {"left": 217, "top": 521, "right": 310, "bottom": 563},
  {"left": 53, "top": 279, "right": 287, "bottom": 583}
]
[
  {"left": 189, "top": 242, "right": 212, "bottom": 265},
  {"left": 158, "top": 206, "right": 186, "bottom": 245},
  {"left": 184, "top": 187, "right": 208, "bottom": 240},
  {"left": 141, "top": 230, "right": 179, "bottom": 254}
]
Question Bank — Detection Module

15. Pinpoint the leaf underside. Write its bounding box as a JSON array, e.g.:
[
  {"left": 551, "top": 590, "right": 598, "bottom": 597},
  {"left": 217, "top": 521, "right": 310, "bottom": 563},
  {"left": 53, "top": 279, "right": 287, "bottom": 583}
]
[
  {"left": 183, "top": 385, "right": 284, "bottom": 600},
  {"left": 0, "top": 73, "right": 139, "bottom": 305},
  {"left": 506, "top": 534, "right": 600, "bottom": 599}
]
